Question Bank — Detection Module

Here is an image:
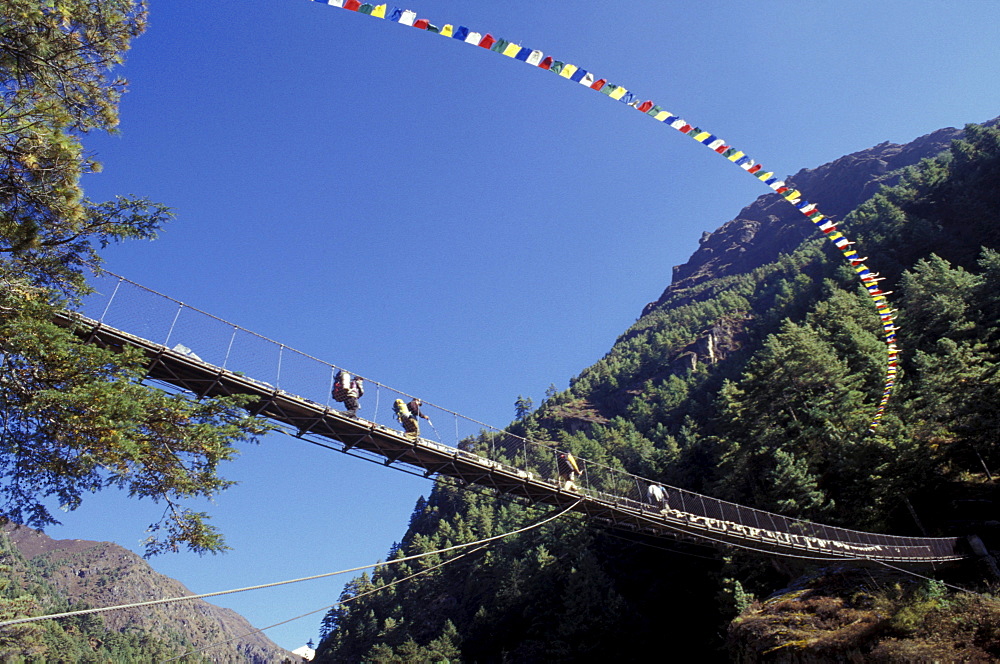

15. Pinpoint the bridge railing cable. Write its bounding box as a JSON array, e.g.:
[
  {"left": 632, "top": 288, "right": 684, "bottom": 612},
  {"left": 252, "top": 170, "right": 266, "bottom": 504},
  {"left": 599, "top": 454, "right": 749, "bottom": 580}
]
[{"left": 74, "top": 272, "right": 963, "bottom": 563}]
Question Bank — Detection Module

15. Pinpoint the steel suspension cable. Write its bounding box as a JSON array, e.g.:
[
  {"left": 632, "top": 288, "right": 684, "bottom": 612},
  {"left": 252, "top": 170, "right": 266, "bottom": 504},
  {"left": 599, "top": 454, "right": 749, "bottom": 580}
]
[
  {"left": 0, "top": 499, "right": 582, "bottom": 629},
  {"left": 166, "top": 501, "right": 578, "bottom": 661}
]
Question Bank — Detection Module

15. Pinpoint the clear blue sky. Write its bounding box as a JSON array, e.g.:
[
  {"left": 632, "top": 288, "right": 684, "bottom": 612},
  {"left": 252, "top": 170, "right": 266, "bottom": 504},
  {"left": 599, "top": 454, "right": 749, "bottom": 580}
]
[{"left": 42, "top": 0, "right": 1000, "bottom": 651}]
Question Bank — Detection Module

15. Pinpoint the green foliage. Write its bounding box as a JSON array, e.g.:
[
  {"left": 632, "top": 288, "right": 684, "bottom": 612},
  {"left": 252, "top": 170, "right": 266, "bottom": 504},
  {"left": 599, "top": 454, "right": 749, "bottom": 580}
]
[
  {"left": 0, "top": 531, "right": 207, "bottom": 662},
  {"left": 718, "top": 577, "right": 756, "bottom": 618},
  {"left": 0, "top": 2, "right": 272, "bottom": 554},
  {"left": 513, "top": 394, "right": 534, "bottom": 421},
  {"left": 0, "top": 564, "right": 45, "bottom": 660},
  {"left": 0, "top": 0, "right": 171, "bottom": 292},
  {"left": 318, "top": 121, "right": 1000, "bottom": 660},
  {"left": 315, "top": 486, "right": 688, "bottom": 663},
  {"left": 1, "top": 281, "right": 270, "bottom": 555},
  {"left": 730, "top": 569, "right": 1000, "bottom": 662}
]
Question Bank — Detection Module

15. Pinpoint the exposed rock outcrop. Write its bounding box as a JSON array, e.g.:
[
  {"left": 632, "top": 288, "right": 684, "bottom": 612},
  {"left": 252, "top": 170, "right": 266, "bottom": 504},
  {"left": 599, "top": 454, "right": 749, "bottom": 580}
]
[
  {"left": 644, "top": 125, "right": 973, "bottom": 315},
  {"left": 728, "top": 567, "right": 1000, "bottom": 663}
]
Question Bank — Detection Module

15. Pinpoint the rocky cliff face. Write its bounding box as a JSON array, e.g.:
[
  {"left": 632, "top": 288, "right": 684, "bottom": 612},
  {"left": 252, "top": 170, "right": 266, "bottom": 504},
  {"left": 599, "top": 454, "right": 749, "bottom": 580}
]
[
  {"left": 643, "top": 124, "right": 972, "bottom": 315},
  {"left": 3, "top": 525, "right": 296, "bottom": 663},
  {"left": 728, "top": 567, "right": 1000, "bottom": 663}
]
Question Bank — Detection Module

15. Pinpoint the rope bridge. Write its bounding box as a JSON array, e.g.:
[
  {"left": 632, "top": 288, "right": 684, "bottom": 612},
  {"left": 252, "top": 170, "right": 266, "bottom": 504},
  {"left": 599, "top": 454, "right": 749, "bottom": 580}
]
[{"left": 58, "top": 272, "right": 965, "bottom": 564}]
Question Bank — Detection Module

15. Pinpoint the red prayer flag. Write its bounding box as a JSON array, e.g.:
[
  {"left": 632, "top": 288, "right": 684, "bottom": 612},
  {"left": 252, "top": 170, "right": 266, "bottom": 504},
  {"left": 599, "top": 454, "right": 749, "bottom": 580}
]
[
  {"left": 637, "top": 100, "right": 654, "bottom": 113},
  {"left": 538, "top": 56, "right": 553, "bottom": 69},
  {"left": 590, "top": 78, "right": 606, "bottom": 90},
  {"left": 413, "top": 18, "right": 429, "bottom": 29},
  {"left": 344, "top": 0, "right": 361, "bottom": 10},
  {"left": 479, "top": 33, "right": 496, "bottom": 48}
]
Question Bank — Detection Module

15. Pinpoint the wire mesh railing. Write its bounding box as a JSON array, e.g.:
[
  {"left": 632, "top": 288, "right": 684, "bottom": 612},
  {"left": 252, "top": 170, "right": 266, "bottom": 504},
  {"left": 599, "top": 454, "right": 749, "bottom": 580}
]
[{"left": 72, "top": 271, "right": 964, "bottom": 562}]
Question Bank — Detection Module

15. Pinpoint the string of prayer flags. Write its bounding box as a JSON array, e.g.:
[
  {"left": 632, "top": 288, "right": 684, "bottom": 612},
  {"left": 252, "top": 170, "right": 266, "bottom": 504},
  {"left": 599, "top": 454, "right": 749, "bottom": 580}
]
[{"left": 308, "top": 0, "right": 900, "bottom": 431}]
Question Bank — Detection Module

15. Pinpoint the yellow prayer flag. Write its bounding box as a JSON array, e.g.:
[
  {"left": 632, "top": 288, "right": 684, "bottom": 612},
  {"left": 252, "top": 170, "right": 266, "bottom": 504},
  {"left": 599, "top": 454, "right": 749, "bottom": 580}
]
[
  {"left": 559, "top": 64, "right": 578, "bottom": 79},
  {"left": 371, "top": 4, "right": 386, "bottom": 18},
  {"left": 654, "top": 110, "right": 670, "bottom": 121},
  {"left": 727, "top": 150, "right": 745, "bottom": 162},
  {"left": 692, "top": 131, "right": 711, "bottom": 142},
  {"left": 609, "top": 86, "right": 627, "bottom": 100},
  {"left": 440, "top": 24, "right": 453, "bottom": 37},
  {"left": 502, "top": 42, "right": 521, "bottom": 57}
]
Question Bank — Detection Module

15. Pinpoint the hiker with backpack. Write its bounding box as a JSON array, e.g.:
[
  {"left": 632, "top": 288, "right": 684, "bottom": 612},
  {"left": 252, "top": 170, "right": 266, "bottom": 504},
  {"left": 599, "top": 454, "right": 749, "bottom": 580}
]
[
  {"left": 557, "top": 451, "right": 581, "bottom": 491},
  {"left": 332, "top": 370, "right": 365, "bottom": 418},
  {"left": 647, "top": 483, "right": 669, "bottom": 513},
  {"left": 394, "top": 397, "right": 432, "bottom": 440}
]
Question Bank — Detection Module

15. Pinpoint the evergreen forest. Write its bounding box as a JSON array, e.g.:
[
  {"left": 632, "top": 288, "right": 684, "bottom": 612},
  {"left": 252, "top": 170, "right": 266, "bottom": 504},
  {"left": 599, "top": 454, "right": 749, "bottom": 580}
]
[
  {"left": 1, "top": 3, "right": 274, "bottom": 660},
  {"left": 0, "top": 533, "right": 204, "bottom": 663},
  {"left": 4, "top": 1, "right": 1000, "bottom": 660},
  {"left": 314, "top": 122, "right": 1000, "bottom": 662}
]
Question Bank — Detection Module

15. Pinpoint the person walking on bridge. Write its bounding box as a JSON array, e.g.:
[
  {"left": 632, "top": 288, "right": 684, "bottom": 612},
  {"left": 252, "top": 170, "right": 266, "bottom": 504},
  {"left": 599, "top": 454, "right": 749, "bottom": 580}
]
[
  {"left": 333, "top": 370, "right": 365, "bottom": 418},
  {"left": 395, "top": 398, "right": 432, "bottom": 440},
  {"left": 647, "top": 483, "right": 669, "bottom": 514},
  {"left": 407, "top": 398, "right": 432, "bottom": 438},
  {"left": 557, "top": 451, "right": 581, "bottom": 491}
]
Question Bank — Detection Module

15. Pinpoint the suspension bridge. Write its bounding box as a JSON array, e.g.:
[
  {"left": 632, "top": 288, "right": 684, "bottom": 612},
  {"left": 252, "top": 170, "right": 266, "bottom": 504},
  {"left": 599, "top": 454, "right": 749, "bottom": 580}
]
[{"left": 58, "top": 271, "right": 966, "bottom": 565}]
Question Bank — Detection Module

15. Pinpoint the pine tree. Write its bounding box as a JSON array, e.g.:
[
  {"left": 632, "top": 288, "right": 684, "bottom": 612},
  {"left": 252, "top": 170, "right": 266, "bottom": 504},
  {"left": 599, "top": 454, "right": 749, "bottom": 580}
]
[
  {"left": 0, "top": 2, "right": 270, "bottom": 554},
  {"left": 1, "top": 0, "right": 170, "bottom": 291},
  {"left": 0, "top": 567, "right": 45, "bottom": 659},
  {"left": 514, "top": 394, "right": 534, "bottom": 420}
]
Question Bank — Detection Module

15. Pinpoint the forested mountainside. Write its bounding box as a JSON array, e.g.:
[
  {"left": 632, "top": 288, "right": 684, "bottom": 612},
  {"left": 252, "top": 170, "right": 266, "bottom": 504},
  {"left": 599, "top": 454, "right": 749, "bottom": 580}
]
[
  {"left": 314, "top": 120, "right": 1000, "bottom": 662},
  {"left": 0, "top": 526, "right": 294, "bottom": 663}
]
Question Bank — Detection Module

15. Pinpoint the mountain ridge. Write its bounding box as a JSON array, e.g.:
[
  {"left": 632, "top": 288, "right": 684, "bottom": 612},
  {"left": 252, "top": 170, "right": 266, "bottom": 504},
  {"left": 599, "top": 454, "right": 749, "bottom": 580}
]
[
  {"left": 644, "top": 121, "right": 999, "bottom": 314},
  {"left": 2, "top": 524, "right": 297, "bottom": 663},
  {"left": 314, "top": 117, "right": 1000, "bottom": 662}
]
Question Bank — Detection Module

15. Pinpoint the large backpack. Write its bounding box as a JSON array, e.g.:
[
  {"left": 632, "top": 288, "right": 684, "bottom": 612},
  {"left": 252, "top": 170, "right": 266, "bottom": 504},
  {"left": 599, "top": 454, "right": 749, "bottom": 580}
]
[
  {"left": 393, "top": 398, "right": 410, "bottom": 421},
  {"left": 332, "top": 370, "right": 351, "bottom": 402},
  {"left": 558, "top": 452, "right": 580, "bottom": 476}
]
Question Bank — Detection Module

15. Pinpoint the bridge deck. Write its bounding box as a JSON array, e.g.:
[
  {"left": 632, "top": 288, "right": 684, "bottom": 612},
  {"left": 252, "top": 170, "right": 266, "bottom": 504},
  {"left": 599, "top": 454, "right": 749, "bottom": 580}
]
[{"left": 58, "top": 312, "right": 966, "bottom": 564}]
